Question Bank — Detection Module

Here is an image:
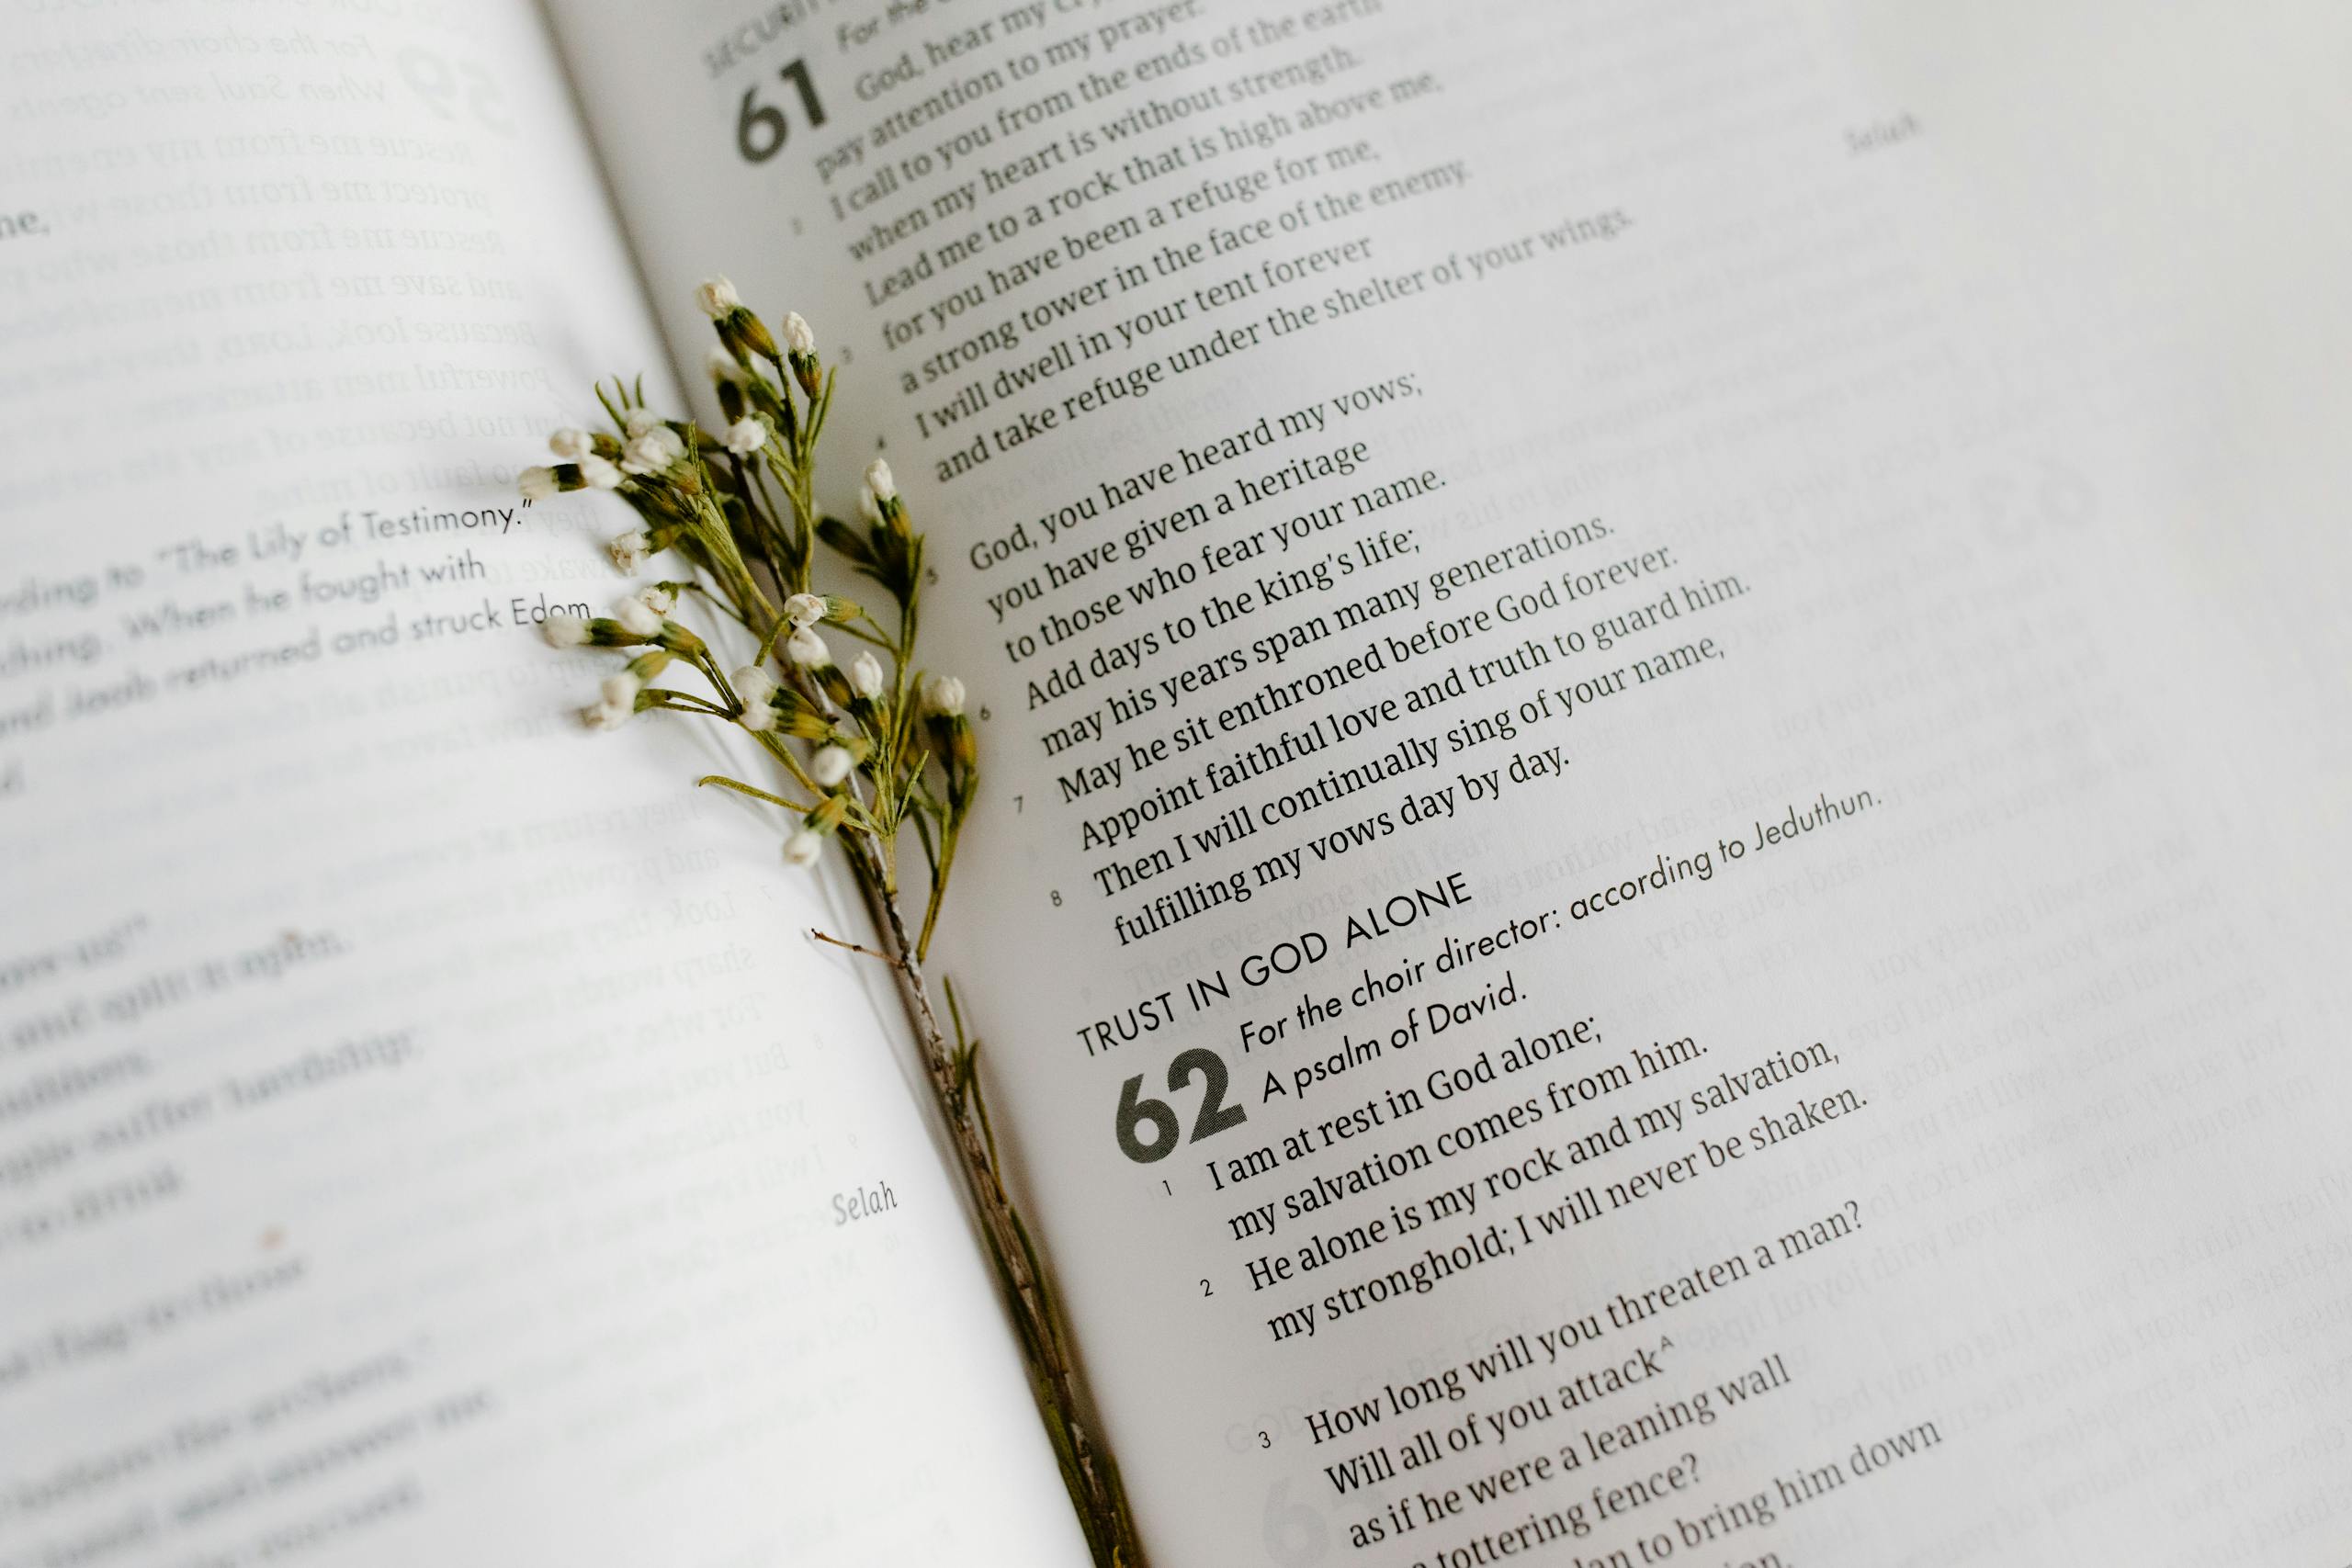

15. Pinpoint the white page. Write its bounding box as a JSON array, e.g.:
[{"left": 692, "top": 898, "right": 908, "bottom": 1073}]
[
  {"left": 548, "top": 0, "right": 2352, "bottom": 1562},
  {"left": 0, "top": 3, "right": 1085, "bottom": 1564}
]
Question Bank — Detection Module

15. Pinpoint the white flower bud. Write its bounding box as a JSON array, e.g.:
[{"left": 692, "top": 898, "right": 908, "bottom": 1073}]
[
  {"left": 620, "top": 432, "right": 673, "bottom": 476},
  {"left": 849, "top": 650, "right": 886, "bottom": 700},
  {"left": 518, "top": 465, "right": 559, "bottom": 502},
  {"left": 582, "top": 698, "right": 632, "bottom": 731},
  {"left": 726, "top": 415, "right": 769, "bottom": 456},
  {"left": 732, "top": 664, "right": 779, "bottom": 708},
  {"left": 548, "top": 427, "right": 593, "bottom": 461},
  {"left": 739, "top": 704, "right": 777, "bottom": 733},
  {"left": 624, "top": 407, "right": 663, "bottom": 438},
  {"left": 707, "top": 348, "right": 745, "bottom": 384},
  {"left": 858, "top": 487, "right": 883, "bottom": 525},
  {"left": 784, "top": 592, "right": 825, "bottom": 628},
  {"left": 601, "top": 671, "right": 642, "bottom": 709},
  {"left": 865, "top": 458, "right": 896, "bottom": 502},
  {"left": 781, "top": 312, "right": 816, "bottom": 356},
  {"left": 637, "top": 583, "right": 676, "bottom": 615},
  {"left": 695, "top": 276, "right": 741, "bottom": 318},
  {"left": 606, "top": 529, "right": 651, "bottom": 573},
  {"left": 579, "top": 454, "right": 622, "bottom": 490},
  {"left": 540, "top": 614, "right": 592, "bottom": 649},
  {"left": 613, "top": 595, "right": 664, "bottom": 639},
  {"left": 924, "top": 675, "right": 967, "bottom": 716},
  {"left": 810, "top": 745, "right": 854, "bottom": 787},
  {"left": 785, "top": 627, "right": 831, "bottom": 668},
  {"left": 782, "top": 829, "right": 822, "bottom": 868}
]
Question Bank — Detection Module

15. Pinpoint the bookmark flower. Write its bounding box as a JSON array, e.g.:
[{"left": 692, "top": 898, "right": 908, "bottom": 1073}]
[
  {"left": 541, "top": 614, "right": 593, "bottom": 649},
  {"left": 521, "top": 284, "right": 1137, "bottom": 1565},
  {"left": 606, "top": 529, "right": 652, "bottom": 573},
  {"left": 734, "top": 663, "right": 779, "bottom": 707},
  {"left": 582, "top": 671, "right": 642, "bottom": 730},
  {"left": 698, "top": 275, "right": 780, "bottom": 365},
  {"left": 849, "top": 651, "right": 886, "bottom": 702},
  {"left": 612, "top": 594, "right": 665, "bottom": 640},
  {"left": 810, "top": 745, "right": 854, "bottom": 788},
  {"left": 694, "top": 276, "right": 742, "bottom": 318},
  {"left": 727, "top": 416, "right": 770, "bottom": 457},
  {"left": 782, "top": 311, "right": 821, "bottom": 399}
]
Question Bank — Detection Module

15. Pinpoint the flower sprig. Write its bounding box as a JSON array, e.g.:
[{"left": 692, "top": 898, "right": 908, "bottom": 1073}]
[
  {"left": 524, "top": 280, "right": 974, "bottom": 960},
  {"left": 520, "top": 283, "right": 1138, "bottom": 1568}
]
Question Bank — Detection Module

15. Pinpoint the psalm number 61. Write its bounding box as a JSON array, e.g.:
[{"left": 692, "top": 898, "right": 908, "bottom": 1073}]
[{"left": 738, "top": 60, "right": 827, "bottom": 164}]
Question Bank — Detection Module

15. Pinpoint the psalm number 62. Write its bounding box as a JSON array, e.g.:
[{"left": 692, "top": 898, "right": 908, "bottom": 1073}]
[{"left": 1115, "top": 1048, "right": 1246, "bottom": 1164}]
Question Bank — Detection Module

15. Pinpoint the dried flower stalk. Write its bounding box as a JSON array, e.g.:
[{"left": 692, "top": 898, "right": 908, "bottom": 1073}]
[{"left": 524, "top": 282, "right": 1143, "bottom": 1566}]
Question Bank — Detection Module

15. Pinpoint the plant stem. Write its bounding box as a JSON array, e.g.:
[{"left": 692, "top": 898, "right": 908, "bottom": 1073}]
[
  {"left": 916, "top": 822, "right": 958, "bottom": 964},
  {"left": 838, "top": 830, "right": 1146, "bottom": 1568}
]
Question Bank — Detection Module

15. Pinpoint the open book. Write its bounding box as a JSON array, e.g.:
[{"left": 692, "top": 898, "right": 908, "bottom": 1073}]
[{"left": 6, "top": 0, "right": 2351, "bottom": 1562}]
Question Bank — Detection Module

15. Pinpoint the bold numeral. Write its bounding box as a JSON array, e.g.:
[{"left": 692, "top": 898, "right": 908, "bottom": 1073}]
[
  {"left": 1114, "top": 1048, "right": 1248, "bottom": 1163},
  {"left": 1169, "top": 1048, "right": 1247, "bottom": 1144},
  {"left": 1114, "top": 1075, "right": 1181, "bottom": 1164},
  {"left": 778, "top": 59, "right": 827, "bottom": 127},
  {"left": 738, "top": 60, "right": 828, "bottom": 164}
]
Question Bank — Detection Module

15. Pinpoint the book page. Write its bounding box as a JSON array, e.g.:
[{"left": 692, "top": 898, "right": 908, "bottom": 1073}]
[
  {"left": 547, "top": 0, "right": 2352, "bottom": 1562},
  {"left": 0, "top": 3, "right": 1085, "bottom": 1564}
]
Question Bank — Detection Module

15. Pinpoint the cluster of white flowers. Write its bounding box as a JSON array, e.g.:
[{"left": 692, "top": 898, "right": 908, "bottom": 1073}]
[{"left": 529, "top": 283, "right": 980, "bottom": 876}]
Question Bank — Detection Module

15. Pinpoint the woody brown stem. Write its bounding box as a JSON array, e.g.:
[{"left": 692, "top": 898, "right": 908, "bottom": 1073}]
[{"left": 841, "top": 831, "right": 1145, "bottom": 1568}]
